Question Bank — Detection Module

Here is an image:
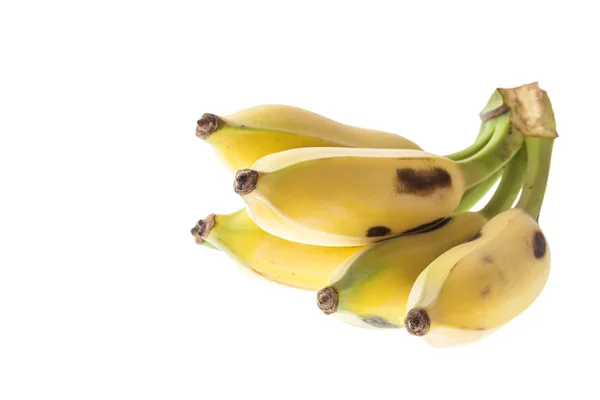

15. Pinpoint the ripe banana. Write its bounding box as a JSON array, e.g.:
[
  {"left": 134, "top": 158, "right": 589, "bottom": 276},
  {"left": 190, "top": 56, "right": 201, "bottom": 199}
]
[
  {"left": 316, "top": 148, "right": 526, "bottom": 328},
  {"left": 318, "top": 212, "right": 488, "bottom": 328},
  {"left": 196, "top": 104, "right": 421, "bottom": 172},
  {"left": 235, "top": 112, "right": 522, "bottom": 246},
  {"left": 190, "top": 209, "right": 365, "bottom": 290},
  {"left": 404, "top": 84, "right": 557, "bottom": 347},
  {"left": 404, "top": 208, "right": 550, "bottom": 347}
]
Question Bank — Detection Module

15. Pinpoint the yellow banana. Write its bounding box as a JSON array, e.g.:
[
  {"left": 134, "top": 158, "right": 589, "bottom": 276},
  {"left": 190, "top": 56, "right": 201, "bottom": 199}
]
[
  {"left": 235, "top": 111, "right": 522, "bottom": 246},
  {"left": 196, "top": 104, "right": 421, "bottom": 172},
  {"left": 404, "top": 85, "right": 557, "bottom": 347},
  {"left": 316, "top": 147, "right": 526, "bottom": 328},
  {"left": 190, "top": 209, "right": 365, "bottom": 290},
  {"left": 404, "top": 208, "right": 550, "bottom": 347}
]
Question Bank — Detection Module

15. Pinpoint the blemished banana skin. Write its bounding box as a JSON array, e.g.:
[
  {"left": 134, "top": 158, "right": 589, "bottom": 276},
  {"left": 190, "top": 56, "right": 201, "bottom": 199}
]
[
  {"left": 404, "top": 208, "right": 550, "bottom": 347},
  {"left": 190, "top": 209, "right": 365, "bottom": 291},
  {"left": 196, "top": 104, "right": 421, "bottom": 172},
  {"left": 236, "top": 147, "right": 472, "bottom": 247},
  {"left": 233, "top": 111, "right": 519, "bottom": 247},
  {"left": 318, "top": 212, "right": 488, "bottom": 328},
  {"left": 316, "top": 146, "right": 527, "bottom": 328}
]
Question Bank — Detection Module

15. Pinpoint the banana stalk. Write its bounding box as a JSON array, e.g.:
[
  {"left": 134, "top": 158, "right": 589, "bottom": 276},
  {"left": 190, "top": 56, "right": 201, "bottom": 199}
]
[{"left": 404, "top": 82, "right": 557, "bottom": 347}]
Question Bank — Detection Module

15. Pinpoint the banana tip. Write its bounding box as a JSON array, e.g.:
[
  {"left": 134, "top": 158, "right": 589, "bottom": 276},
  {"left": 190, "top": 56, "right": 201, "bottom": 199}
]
[
  {"left": 234, "top": 169, "right": 258, "bottom": 195},
  {"left": 316, "top": 287, "right": 338, "bottom": 315},
  {"left": 404, "top": 308, "right": 430, "bottom": 336},
  {"left": 196, "top": 113, "right": 220, "bottom": 139},
  {"left": 190, "top": 214, "right": 216, "bottom": 245}
]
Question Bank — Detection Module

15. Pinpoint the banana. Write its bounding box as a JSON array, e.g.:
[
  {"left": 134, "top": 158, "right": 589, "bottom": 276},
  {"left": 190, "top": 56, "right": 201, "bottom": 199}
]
[
  {"left": 404, "top": 208, "right": 550, "bottom": 347},
  {"left": 404, "top": 84, "right": 557, "bottom": 347},
  {"left": 316, "top": 147, "right": 527, "bottom": 328},
  {"left": 190, "top": 209, "right": 365, "bottom": 290},
  {"left": 196, "top": 104, "right": 421, "bottom": 172},
  {"left": 235, "top": 111, "right": 522, "bottom": 246}
]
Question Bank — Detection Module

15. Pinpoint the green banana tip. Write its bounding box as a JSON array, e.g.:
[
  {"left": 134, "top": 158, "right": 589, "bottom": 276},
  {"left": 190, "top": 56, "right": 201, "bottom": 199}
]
[
  {"left": 234, "top": 169, "right": 258, "bottom": 195},
  {"left": 190, "top": 214, "right": 216, "bottom": 245},
  {"left": 196, "top": 113, "right": 220, "bottom": 139},
  {"left": 317, "top": 287, "right": 339, "bottom": 315},
  {"left": 404, "top": 308, "right": 431, "bottom": 336}
]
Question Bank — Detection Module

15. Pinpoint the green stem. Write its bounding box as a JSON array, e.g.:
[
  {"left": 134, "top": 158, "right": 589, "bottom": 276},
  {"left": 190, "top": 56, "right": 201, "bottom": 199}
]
[
  {"left": 480, "top": 146, "right": 527, "bottom": 220},
  {"left": 445, "top": 121, "right": 495, "bottom": 161},
  {"left": 458, "top": 114, "right": 524, "bottom": 188},
  {"left": 516, "top": 137, "right": 554, "bottom": 220},
  {"left": 454, "top": 170, "right": 501, "bottom": 213},
  {"left": 446, "top": 89, "right": 507, "bottom": 161}
]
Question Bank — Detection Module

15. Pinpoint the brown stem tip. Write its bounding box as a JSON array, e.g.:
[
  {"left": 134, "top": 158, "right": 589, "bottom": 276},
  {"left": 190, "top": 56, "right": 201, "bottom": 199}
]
[
  {"left": 196, "top": 113, "right": 220, "bottom": 139},
  {"left": 190, "top": 214, "right": 216, "bottom": 245},
  {"left": 404, "top": 308, "right": 430, "bottom": 336},
  {"left": 317, "top": 287, "right": 338, "bottom": 315},
  {"left": 480, "top": 104, "right": 509, "bottom": 122},
  {"left": 234, "top": 169, "right": 258, "bottom": 195}
]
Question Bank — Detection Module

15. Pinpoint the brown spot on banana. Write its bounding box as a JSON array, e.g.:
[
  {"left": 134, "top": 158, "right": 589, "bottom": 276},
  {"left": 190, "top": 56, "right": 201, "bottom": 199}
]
[
  {"left": 404, "top": 308, "right": 430, "bottom": 336},
  {"left": 479, "top": 285, "right": 491, "bottom": 298},
  {"left": 317, "top": 287, "right": 338, "bottom": 315},
  {"left": 196, "top": 113, "right": 220, "bottom": 139},
  {"left": 401, "top": 217, "right": 452, "bottom": 236},
  {"left": 234, "top": 169, "right": 259, "bottom": 195},
  {"left": 361, "top": 316, "right": 399, "bottom": 329},
  {"left": 395, "top": 167, "right": 452, "bottom": 196},
  {"left": 533, "top": 231, "right": 547, "bottom": 259},
  {"left": 366, "top": 226, "right": 391, "bottom": 237},
  {"left": 190, "top": 214, "right": 216, "bottom": 245},
  {"left": 467, "top": 231, "right": 482, "bottom": 242}
]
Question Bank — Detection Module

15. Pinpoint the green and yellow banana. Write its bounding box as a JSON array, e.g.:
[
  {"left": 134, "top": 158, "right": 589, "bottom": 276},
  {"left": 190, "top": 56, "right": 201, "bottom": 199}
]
[
  {"left": 234, "top": 108, "right": 522, "bottom": 246},
  {"left": 316, "top": 147, "right": 526, "bottom": 328},
  {"left": 404, "top": 208, "right": 550, "bottom": 347},
  {"left": 404, "top": 85, "right": 557, "bottom": 347},
  {"left": 196, "top": 104, "right": 421, "bottom": 172},
  {"left": 190, "top": 209, "right": 365, "bottom": 290}
]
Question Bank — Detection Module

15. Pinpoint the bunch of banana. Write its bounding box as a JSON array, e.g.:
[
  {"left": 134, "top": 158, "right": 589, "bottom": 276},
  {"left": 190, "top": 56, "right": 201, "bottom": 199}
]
[
  {"left": 191, "top": 82, "right": 558, "bottom": 348},
  {"left": 316, "top": 147, "right": 527, "bottom": 328}
]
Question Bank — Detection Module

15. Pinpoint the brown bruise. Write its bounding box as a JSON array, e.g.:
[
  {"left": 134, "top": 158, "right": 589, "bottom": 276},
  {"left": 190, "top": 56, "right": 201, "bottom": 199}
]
[
  {"left": 533, "top": 231, "right": 547, "bottom": 259},
  {"left": 479, "top": 285, "right": 491, "bottom": 298},
  {"left": 401, "top": 217, "right": 451, "bottom": 236},
  {"left": 366, "top": 226, "right": 391, "bottom": 237},
  {"left": 395, "top": 167, "right": 452, "bottom": 196},
  {"left": 361, "top": 316, "right": 399, "bottom": 329},
  {"left": 467, "top": 231, "right": 482, "bottom": 242}
]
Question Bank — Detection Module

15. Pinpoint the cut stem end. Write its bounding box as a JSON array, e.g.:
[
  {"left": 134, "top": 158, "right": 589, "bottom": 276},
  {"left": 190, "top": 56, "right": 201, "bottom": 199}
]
[
  {"left": 404, "top": 308, "right": 431, "bottom": 336},
  {"left": 317, "top": 287, "right": 338, "bottom": 315},
  {"left": 190, "top": 214, "right": 216, "bottom": 245},
  {"left": 234, "top": 169, "right": 259, "bottom": 195},
  {"left": 196, "top": 113, "right": 220, "bottom": 139}
]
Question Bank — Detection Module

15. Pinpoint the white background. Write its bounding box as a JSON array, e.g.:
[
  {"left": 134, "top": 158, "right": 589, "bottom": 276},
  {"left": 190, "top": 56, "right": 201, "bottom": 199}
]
[{"left": 1, "top": 1, "right": 598, "bottom": 399}]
